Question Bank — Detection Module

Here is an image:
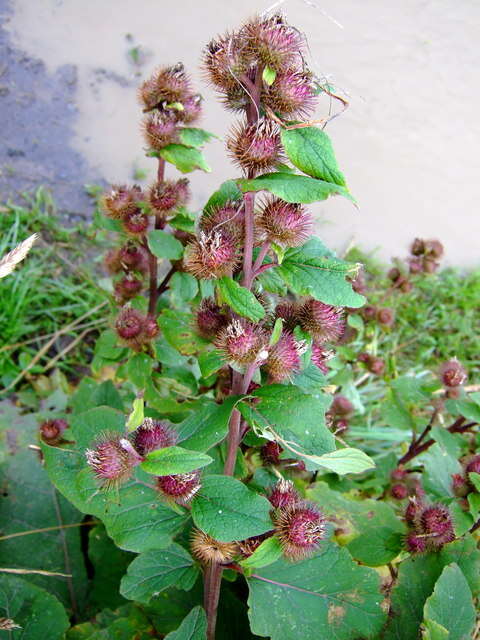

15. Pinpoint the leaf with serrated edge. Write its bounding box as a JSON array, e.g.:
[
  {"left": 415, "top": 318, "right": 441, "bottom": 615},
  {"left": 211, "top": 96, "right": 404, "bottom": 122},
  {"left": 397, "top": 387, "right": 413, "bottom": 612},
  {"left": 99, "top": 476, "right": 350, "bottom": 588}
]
[
  {"left": 141, "top": 446, "right": 213, "bottom": 476},
  {"left": 120, "top": 543, "right": 198, "bottom": 604},
  {"left": 247, "top": 543, "right": 386, "bottom": 640},
  {"left": 238, "top": 172, "right": 355, "bottom": 204},
  {"left": 217, "top": 277, "right": 266, "bottom": 322},
  {"left": 423, "top": 563, "right": 475, "bottom": 640},
  {"left": 164, "top": 606, "right": 207, "bottom": 640},
  {"left": 281, "top": 126, "right": 347, "bottom": 185},
  {"left": 191, "top": 475, "right": 272, "bottom": 542}
]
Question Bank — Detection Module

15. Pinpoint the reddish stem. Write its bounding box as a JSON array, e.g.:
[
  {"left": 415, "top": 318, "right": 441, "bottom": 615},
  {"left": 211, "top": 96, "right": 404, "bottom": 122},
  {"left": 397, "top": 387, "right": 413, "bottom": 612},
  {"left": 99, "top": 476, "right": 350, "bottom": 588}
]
[{"left": 147, "top": 158, "right": 166, "bottom": 315}]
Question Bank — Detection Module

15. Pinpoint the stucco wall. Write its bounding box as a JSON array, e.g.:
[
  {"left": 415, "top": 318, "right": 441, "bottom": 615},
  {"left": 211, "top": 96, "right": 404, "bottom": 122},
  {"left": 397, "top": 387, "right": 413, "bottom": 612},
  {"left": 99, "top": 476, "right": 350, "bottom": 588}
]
[{"left": 4, "top": 0, "right": 479, "bottom": 265}]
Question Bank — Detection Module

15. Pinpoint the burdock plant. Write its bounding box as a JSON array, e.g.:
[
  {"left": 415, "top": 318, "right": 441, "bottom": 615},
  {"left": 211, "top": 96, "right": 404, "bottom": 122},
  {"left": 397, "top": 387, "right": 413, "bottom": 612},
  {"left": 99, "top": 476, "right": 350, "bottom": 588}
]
[{"left": 41, "top": 13, "right": 480, "bottom": 640}]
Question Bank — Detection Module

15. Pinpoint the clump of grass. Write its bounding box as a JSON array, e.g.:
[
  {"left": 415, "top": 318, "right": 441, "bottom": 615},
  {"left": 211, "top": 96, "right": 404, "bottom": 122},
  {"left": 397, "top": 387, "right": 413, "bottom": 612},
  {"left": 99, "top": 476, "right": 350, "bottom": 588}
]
[{"left": 0, "top": 188, "right": 108, "bottom": 389}]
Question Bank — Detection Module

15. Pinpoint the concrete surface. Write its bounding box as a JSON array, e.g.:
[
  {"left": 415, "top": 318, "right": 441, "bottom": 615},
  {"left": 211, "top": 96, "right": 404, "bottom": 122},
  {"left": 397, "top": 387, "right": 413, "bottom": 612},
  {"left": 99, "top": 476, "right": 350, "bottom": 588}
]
[{"left": 1, "top": 0, "right": 479, "bottom": 265}]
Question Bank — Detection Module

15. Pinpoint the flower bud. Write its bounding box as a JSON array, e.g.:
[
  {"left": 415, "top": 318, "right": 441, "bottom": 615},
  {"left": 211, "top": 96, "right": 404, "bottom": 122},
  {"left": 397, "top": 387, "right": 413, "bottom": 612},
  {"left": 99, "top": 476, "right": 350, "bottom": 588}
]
[
  {"left": 263, "top": 69, "right": 317, "bottom": 117},
  {"left": 157, "top": 470, "right": 201, "bottom": 504},
  {"left": 274, "top": 501, "right": 326, "bottom": 560},
  {"left": 118, "top": 244, "right": 149, "bottom": 273},
  {"left": 351, "top": 271, "right": 367, "bottom": 295},
  {"left": 362, "top": 305, "right": 377, "bottom": 321},
  {"left": 260, "top": 441, "right": 283, "bottom": 465},
  {"left": 311, "top": 342, "right": 331, "bottom": 374},
  {"left": 202, "top": 33, "right": 252, "bottom": 92},
  {"left": 114, "top": 274, "right": 143, "bottom": 302},
  {"left": 269, "top": 479, "right": 299, "bottom": 509},
  {"left": 408, "top": 258, "right": 423, "bottom": 274},
  {"left": 195, "top": 298, "right": 229, "bottom": 339},
  {"left": 142, "top": 111, "right": 178, "bottom": 150},
  {"left": 334, "top": 418, "right": 349, "bottom": 434},
  {"left": 391, "top": 484, "right": 408, "bottom": 500},
  {"left": 184, "top": 231, "right": 240, "bottom": 280},
  {"left": 86, "top": 434, "right": 142, "bottom": 489},
  {"left": 263, "top": 332, "right": 305, "bottom": 382},
  {"left": 131, "top": 418, "right": 177, "bottom": 456},
  {"left": 122, "top": 209, "right": 149, "bottom": 236},
  {"left": 452, "top": 473, "right": 469, "bottom": 497},
  {"left": 191, "top": 529, "right": 238, "bottom": 564},
  {"left": 274, "top": 301, "right": 302, "bottom": 332},
  {"left": 424, "top": 239, "right": 444, "bottom": 259},
  {"left": 439, "top": 359, "right": 466, "bottom": 388},
  {"left": 358, "top": 353, "right": 385, "bottom": 376},
  {"left": 104, "top": 248, "right": 123, "bottom": 274},
  {"left": 239, "top": 534, "right": 270, "bottom": 558},
  {"left": 227, "top": 118, "right": 283, "bottom": 175},
  {"left": 465, "top": 455, "right": 480, "bottom": 478},
  {"left": 179, "top": 93, "right": 203, "bottom": 124},
  {"left": 115, "top": 307, "right": 158, "bottom": 351},
  {"left": 243, "top": 14, "right": 305, "bottom": 71},
  {"left": 138, "top": 63, "right": 191, "bottom": 111},
  {"left": 199, "top": 202, "right": 244, "bottom": 243},
  {"left": 405, "top": 532, "right": 427, "bottom": 554},
  {"left": 330, "top": 395, "right": 354, "bottom": 417},
  {"left": 299, "top": 299, "right": 345, "bottom": 344},
  {"left": 404, "top": 497, "right": 423, "bottom": 525},
  {"left": 149, "top": 179, "right": 190, "bottom": 216},
  {"left": 214, "top": 320, "right": 268, "bottom": 366},
  {"left": 411, "top": 238, "right": 425, "bottom": 256},
  {"left": 388, "top": 267, "right": 401, "bottom": 282},
  {"left": 257, "top": 198, "right": 313, "bottom": 248},
  {"left": 391, "top": 467, "right": 407, "bottom": 482},
  {"left": 376, "top": 307, "right": 395, "bottom": 327},
  {"left": 40, "top": 418, "right": 68, "bottom": 445},
  {"left": 101, "top": 185, "right": 143, "bottom": 219},
  {"left": 423, "top": 257, "right": 439, "bottom": 274},
  {"left": 419, "top": 504, "right": 455, "bottom": 550}
]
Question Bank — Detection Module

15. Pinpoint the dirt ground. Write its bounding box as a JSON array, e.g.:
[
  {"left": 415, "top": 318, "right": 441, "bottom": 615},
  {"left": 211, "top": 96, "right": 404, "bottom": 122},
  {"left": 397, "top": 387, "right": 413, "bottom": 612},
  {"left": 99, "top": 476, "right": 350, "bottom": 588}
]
[{"left": 1, "top": 0, "right": 479, "bottom": 265}]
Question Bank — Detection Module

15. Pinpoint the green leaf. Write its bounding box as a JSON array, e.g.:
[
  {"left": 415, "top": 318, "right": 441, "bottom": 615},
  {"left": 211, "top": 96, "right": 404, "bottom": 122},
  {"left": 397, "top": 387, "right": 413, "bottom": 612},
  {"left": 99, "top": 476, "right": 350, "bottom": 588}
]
[
  {"left": 70, "top": 405, "right": 125, "bottom": 449},
  {"left": 164, "top": 606, "right": 207, "bottom": 640},
  {"left": 177, "top": 397, "right": 239, "bottom": 452},
  {"left": 204, "top": 180, "right": 242, "bottom": 214},
  {"left": 178, "top": 127, "right": 217, "bottom": 149},
  {"left": 217, "top": 277, "right": 266, "bottom": 322},
  {"left": 240, "top": 536, "right": 283, "bottom": 571},
  {"left": 384, "top": 536, "right": 480, "bottom": 640},
  {"left": 159, "top": 144, "right": 211, "bottom": 173},
  {"left": 423, "top": 619, "right": 450, "bottom": 640},
  {"left": 120, "top": 543, "right": 199, "bottom": 604},
  {"left": 239, "top": 384, "right": 335, "bottom": 464},
  {"left": 159, "top": 310, "right": 209, "bottom": 355},
  {"left": 293, "top": 363, "right": 327, "bottom": 393},
  {"left": 262, "top": 65, "right": 276, "bottom": 86},
  {"left": 237, "top": 172, "right": 355, "bottom": 204},
  {"left": 90, "top": 379, "right": 124, "bottom": 411},
  {"left": 0, "top": 407, "right": 88, "bottom": 611},
  {"left": 307, "top": 482, "right": 405, "bottom": 566},
  {"left": 269, "top": 318, "right": 283, "bottom": 346},
  {"left": 127, "top": 353, "right": 154, "bottom": 389},
  {"left": 127, "top": 396, "right": 144, "bottom": 431},
  {"left": 148, "top": 230, "right": 184, "bottom": 260},
  {"left": 198, "top": 350, "right": 224, "bottom": 379},
  {"left": 191, "top": 475, "right": 272, "bottom": 542},
  {"left": 87, "top": 524, "right": 132, "bottom": 611},
  {"left": 169, "top": 272, "right": 198, "bottom": 306},
  {"left": 0, "top": 574, "right": 70, "bottom": 639},
  {"left": 423, "top": 564, "right": 475, "bottom": 640},
  {"left": 421, "top": 442, "right": 462, "bottom": 499},
  {"left": 141, "top": 446, "right": 213, "bottom": 476},
  {"left": 307, "top": 447, "right": 375, "bottom": 475},
  {"left": 247, "top": 542, "right": 386, "bottom": 640},
  {"left": 281, "top": 126, "right": 347, "bottom": 185},
  {"left": 274, "top": 238, "right": 365, "bottom": 308}
]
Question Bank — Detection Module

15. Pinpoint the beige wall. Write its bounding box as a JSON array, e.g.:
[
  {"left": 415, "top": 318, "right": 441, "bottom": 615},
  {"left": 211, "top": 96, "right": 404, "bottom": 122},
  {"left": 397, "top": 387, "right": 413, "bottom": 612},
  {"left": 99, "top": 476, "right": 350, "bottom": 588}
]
[{"left": 6, "top": 0, "right": 480, "bottom": 265}]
